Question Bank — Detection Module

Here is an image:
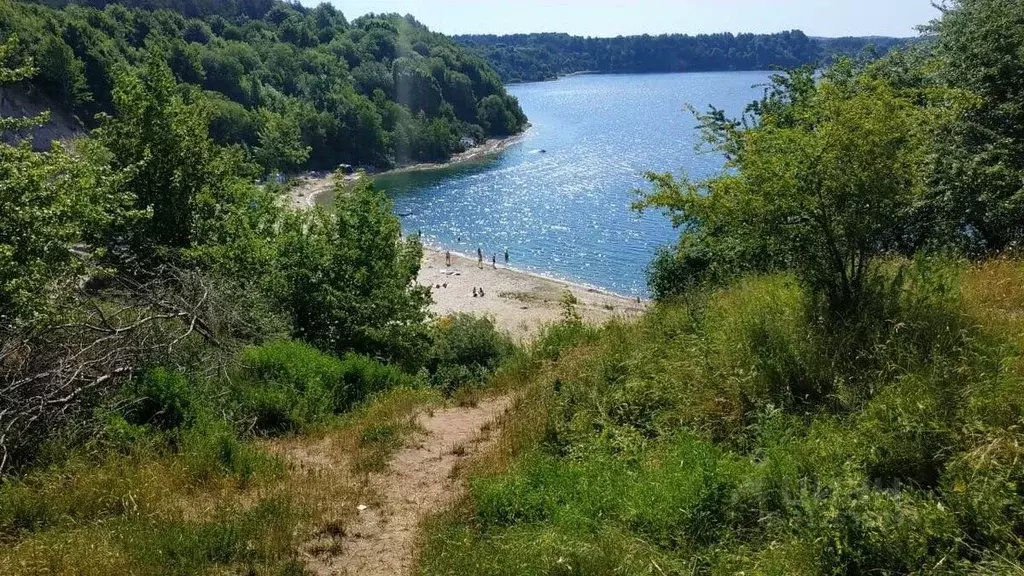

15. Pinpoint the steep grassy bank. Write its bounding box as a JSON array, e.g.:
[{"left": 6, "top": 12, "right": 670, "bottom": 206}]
[
  {"left": 419, "top": 258, "right": 1024, "bottom": 574},
  {"left": 0, "top": 312, "right": 518, "bottom": 574},
  {"left": 0, "top": 338, "right": 437, "bottom": 574}
]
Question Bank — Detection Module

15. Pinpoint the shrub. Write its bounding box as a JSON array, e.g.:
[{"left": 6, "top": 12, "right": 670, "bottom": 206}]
[
  {"left": 232, "top": 340, "right": 421, "bottom": 433},
  {"left": 232, "top": 340, "right": 340, "bottom": 435},
  {"left": 334, "top": 353, "right": 422, "bottom": 412},
  {"left": 427, "top": 314, "right": 514, "bottom": 393},
  {"left": 531, "top": 320, "right": 602, "bottom": 363},
  {"left": 122, "top": 367, "right": 198, "bottom": 430}
]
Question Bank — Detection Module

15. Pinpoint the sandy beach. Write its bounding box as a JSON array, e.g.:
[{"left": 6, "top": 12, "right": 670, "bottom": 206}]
[
  {"left": 288, "top": 133, "right": 527, "bottom": 209},
  {"left": 285, "top": 129, "right": 645, "bottom": 338},
  {"left": 419, "top": 248, "right": 646, "bottom": 340}
]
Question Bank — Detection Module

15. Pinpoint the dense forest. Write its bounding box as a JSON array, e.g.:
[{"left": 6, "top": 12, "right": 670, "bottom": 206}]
[
  {"left": 4, "top": 0, "right": 1024, "bottom": 573},
  {"left": 0, "top": 0, "right": 527, "bottom": 171},
  {"left": 454, "top": 31, "right": 910, "bottom": 83}
]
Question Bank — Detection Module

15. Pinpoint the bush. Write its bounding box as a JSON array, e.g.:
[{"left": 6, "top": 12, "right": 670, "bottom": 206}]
[
  {"left": 427, "top": 314, "right": 514, "bottom": 393},
  {"left": 334, "top": 353, "right": 422, "bottom": 412},
  {"left": 123, "top": 367, "right": 198, "bottom": 430},
  {"left": 232, "top": 340, "right": 421, "bottom": 434},
  {"left": 232, "top": 341, "right": 337, "bottom": 435}
]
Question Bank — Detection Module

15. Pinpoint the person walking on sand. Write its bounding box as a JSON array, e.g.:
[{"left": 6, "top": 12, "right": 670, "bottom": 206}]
[
  {"left": 445, "top": 250, "right": 451, "bottom": 267},
  {"left": 492, "top": 254, "right": 496, "bottom": 269},
  {"left": 477, "top": 247, "right": 483, "bottom": 268}
]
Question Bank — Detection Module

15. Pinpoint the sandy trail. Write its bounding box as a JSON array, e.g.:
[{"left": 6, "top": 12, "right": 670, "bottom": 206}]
[
  {"left": 303, "top": 396, "right": 511, "bottom": 576},
  {"left": 420, "top": 249, "right": 647, "bottom": 339}
]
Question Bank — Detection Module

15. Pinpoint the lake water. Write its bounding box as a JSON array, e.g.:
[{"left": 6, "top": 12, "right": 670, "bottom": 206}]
[{"left": 378, "top": 71, "right": 772, "bottom": 296}]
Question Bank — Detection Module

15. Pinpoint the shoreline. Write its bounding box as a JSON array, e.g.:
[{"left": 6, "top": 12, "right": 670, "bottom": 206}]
[
  {"left": 429, "top": 245, "right": 640, "bottom": 303},
  {"left": 419, "top": 247, "right": 647, "bottom": 339},
  {"left": 376, "top": 130, "right": 528, "bottom": 177},
  {"left": 288, "top": 130, "right": 528, "bottom": 209},
  {"left": 286, "top": 130, "right": 649, "bottom": 338}
]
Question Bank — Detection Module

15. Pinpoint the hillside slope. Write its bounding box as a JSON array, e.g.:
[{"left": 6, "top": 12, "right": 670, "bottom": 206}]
[
  {"left": 420, "top": 261, "right": 1024, "bottom": 574},
  {"left": 1, "top": 0, "right": 527, "bottom": 169}
]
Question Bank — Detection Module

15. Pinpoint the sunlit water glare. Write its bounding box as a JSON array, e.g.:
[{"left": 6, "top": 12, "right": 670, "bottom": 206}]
[{"left": 378, "top": 71, "right": 772, "bottom": 296}]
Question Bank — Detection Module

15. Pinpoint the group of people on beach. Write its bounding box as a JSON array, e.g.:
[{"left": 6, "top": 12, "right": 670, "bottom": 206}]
[
  {"left": 445, "top": 247, "right": 510, "bottom": 269},
  {"left": 443, "top": 246, "right": 510, "bottom": 299}
]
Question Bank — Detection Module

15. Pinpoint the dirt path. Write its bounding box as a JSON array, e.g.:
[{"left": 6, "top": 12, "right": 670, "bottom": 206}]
[{"left": 303, "top": 396, "right": 512, "bottom": 575}]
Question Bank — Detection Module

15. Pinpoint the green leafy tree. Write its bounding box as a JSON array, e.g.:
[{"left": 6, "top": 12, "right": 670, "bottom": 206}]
[
  {"left": 275, "top": 178, "right": 430, "bottom": 368},
  {"left": 253, "top": 107, "right": 311, "bottom": 175},
  {"left": 636, "top": 69, "right": 931, "bottom": 316},
  {"left": 97, "top": 54, "right": 243, "bottom": 257},
  {"left": 928, "top": 0, "right": 1024, "bottom": 252}
]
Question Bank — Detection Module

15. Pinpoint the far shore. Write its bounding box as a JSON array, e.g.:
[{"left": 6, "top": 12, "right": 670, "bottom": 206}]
[{"left": 287, "top": 130, "right": 528, "bottom": 209}]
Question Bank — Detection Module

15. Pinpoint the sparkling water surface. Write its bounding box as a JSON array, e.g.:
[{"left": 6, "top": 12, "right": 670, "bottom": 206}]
[{"left": 378, "top": 71, "right": 772, "bottom": 296}]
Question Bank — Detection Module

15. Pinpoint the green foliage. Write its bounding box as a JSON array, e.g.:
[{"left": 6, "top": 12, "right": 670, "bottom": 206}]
[
  {"left": 231, "top": 340, "right": 422, "bottom": 435},
  {"left": 426, "top": 314, "right": 514, "bottom": 393},
  {"left": 123, "top": 367, "right": 196, "bottom": 430},
  {"left": 275, "top": 179, "right": 431, "bottom": 368},
  {"left": 927, "top": 0, "right": 1024, "bottom": 252},
  {"left": 334, "top": 352, "right": 421, "bottom": 412},
  {"left": 0, "top": 140, "right": 127, "bottom": 324},
  {"left": 178, "top": 416, "right": 278, "bottom": 482},
  {"left": 636, "top": 67, "right": 933, "bottom": 317},
  {"left": 0, "top": 36, "right": 126, "bottom": 325},
  {"left": 253, "top": 106, "right": 310, "bottom": 175},
  {"left": 232, "top": 340, "right": 338, "bottom": 434},
  {"left": 6, "top": 1, "right": 528, "bottom": 170},
  {"left": 420, "top": 260, "right": 1024, "bottom": 575},
  {"left": 456, "top": 31, "right": 908, "bottom": 83},
  {"left": 98, "top": 54, "right": 252, "bottom": 255}
]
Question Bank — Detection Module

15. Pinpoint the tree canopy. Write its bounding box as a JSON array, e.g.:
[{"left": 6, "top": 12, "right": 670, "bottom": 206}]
[
  {"left": 455, "top": 31, "right": 910, "bottom": 83},
  {"left": 636, "top": 0, "right": 1024, "bottom": 311},
  {"left": 1, "top": 0, "right": 528, "bottom": 172}
]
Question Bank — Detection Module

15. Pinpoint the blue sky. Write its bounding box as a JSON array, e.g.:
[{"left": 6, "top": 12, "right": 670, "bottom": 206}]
[{"left": 307, "top": 0, "right": 939, "bottom": 38}]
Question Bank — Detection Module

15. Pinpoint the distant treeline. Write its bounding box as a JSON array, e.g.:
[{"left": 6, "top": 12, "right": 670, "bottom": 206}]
[
  {"left": 2, "top": 0, "right": 528, "bottom": 171},
  {"left": 454, "top": 31, "right": 911, "bottom": 83}
]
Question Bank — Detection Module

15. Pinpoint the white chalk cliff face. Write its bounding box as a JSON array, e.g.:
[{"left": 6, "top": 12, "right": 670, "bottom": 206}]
[{"left": 1, "top": 86, "right": 85, "bottom": 149}]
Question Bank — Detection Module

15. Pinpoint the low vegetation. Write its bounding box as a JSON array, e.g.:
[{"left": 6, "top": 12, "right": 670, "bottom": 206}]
[
  {"left": 418, "top": 1, "right": 1024, "bottom": 573},
  {"left": 419, "top": 259, "right": 1024, "bottom": 574}
]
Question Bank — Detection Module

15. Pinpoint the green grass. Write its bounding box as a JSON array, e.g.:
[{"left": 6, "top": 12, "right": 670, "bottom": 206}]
[{"left": 418, "top": 258, "right": 1024, "bottom": 575}]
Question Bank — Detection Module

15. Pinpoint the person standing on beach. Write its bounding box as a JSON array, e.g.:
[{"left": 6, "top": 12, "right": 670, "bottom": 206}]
[
  {"left": 477, "top": 247, "right": 483, "bottom": 268},
  {"left": 446, "top": 250, "right": 451, "bottom": 267},
  {"left": 492, "top": 254, "right": 496, "bottom": 269},
  {"left": 504, "top": 248, "right": 509, "bottom": 264}
]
